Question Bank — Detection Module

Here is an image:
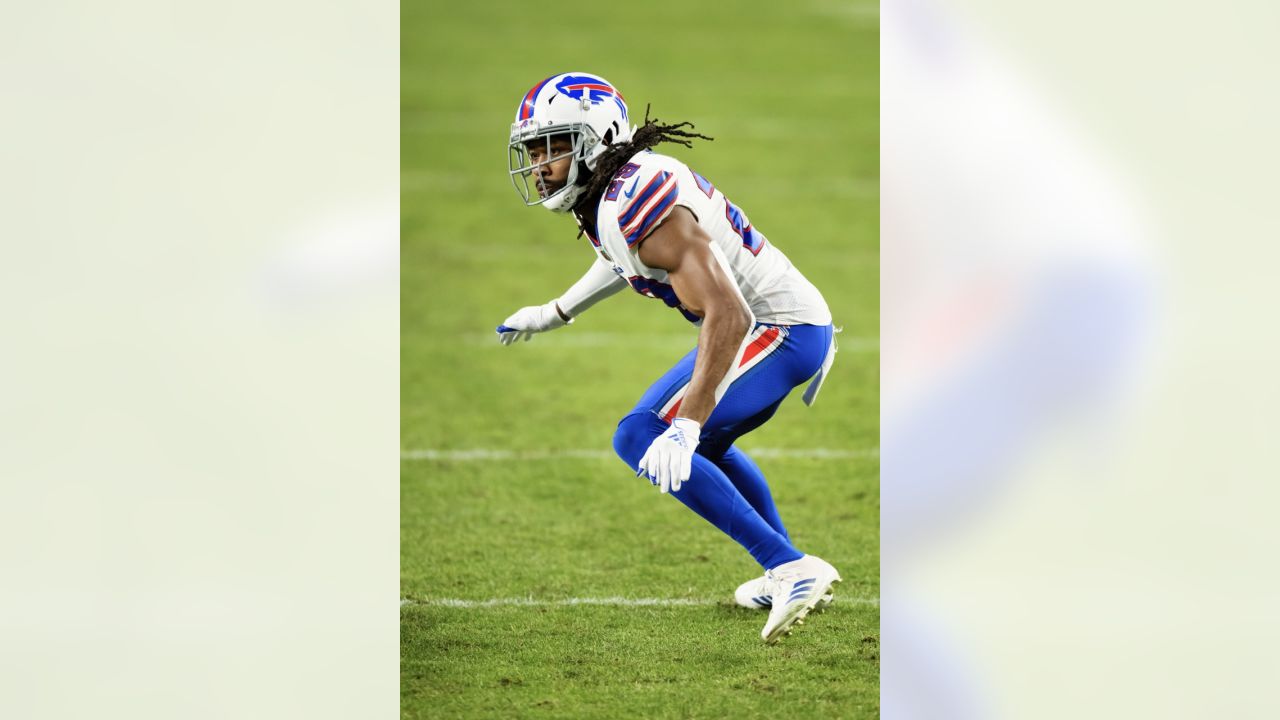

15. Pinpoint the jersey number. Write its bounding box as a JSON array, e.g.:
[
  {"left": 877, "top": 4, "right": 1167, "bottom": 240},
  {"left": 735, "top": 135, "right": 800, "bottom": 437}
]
[
  {"left": 627, "top": 275, "right": 701, "bottom": 324},
  {"left": 605, "top": 163, "right": 642, "bottom": 201},
  {"left": 725, "top": 199, "right": 765, "bottom": 256},
  {"left": 691, "top": 167, "right": 765, "bottom": 256}
]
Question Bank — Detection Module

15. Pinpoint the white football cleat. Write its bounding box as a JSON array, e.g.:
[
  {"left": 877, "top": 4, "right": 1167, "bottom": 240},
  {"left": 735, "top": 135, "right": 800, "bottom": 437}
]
[
  {"left": 734, "top": 574, "right": 836, "bottom": 611},
  {"left": 759, "top": 555, "right": 842, "bottom": 644},
  {"left": 734, "top": 575, "right": 775, "bottom": 609}
]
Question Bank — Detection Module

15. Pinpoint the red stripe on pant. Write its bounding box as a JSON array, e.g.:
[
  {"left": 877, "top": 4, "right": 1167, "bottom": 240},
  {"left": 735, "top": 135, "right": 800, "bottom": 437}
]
[
  {"left": 662, "top": 396, "right": 684, "bottom": 423},
  {"left": 739, "top": 327, "right": 781, "bottom": 367},
  {"left": 660, "top": 327, "right": 781, "bottom": 424}
]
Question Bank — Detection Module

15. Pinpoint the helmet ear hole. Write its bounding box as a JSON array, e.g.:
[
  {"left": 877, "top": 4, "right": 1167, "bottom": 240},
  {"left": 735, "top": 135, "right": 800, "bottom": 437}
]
[{"left": 603, "top": 128, "right": 614, "bottom": 146}]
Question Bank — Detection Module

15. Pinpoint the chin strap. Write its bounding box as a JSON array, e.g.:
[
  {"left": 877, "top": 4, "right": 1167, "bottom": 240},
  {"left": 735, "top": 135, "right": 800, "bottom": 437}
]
[
  {"left": 543, "top": 184, "right": 584, "bottom": 213},
  {"left": 544, "top": 164, "right": 594, "bottom": 213}
]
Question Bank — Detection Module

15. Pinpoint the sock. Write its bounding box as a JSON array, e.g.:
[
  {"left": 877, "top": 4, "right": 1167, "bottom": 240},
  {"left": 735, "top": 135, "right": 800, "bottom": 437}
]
[
  {"left": 673, "top": 454, "right": 803, "bottom": 570},
  {"left": 713, "top": 446, "right": 790, "bottom": 541},
  {"left": 614, "top": 412, "right": 803, "bottom": 570}
]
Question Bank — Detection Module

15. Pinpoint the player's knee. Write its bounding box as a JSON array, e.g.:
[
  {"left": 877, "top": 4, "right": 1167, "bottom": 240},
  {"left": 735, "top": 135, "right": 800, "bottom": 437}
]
[
  {"left": 613, "top": 412, "right": 659, "bottom": 466},
  {"left": 697, "top": 438, "right": 729, "bottom": 462}
]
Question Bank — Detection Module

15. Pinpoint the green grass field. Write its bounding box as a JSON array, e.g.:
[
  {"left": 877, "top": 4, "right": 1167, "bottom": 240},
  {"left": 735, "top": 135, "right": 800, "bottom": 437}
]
[{"left": 403, "top": 1, "right": 879, "bottom": 717}]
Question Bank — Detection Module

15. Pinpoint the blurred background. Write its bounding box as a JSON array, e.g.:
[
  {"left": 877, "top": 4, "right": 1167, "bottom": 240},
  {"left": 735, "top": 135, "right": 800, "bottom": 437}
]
[
  {"left": 883, "top": 0, "right": 1280, "bottom": 717},
  {"left": 0, "top": 1, "right": 398, "bottom": 717}
]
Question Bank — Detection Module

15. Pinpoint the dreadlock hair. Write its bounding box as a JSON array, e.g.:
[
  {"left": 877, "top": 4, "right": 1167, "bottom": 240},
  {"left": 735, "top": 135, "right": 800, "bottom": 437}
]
[{"left": 572, "top": 105, "right": 713, "bottom": 237}]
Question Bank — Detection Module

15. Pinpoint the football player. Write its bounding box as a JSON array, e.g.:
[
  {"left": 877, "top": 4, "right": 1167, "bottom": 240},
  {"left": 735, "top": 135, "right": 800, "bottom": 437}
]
[{"left": 499, "top": 72, "right": 842, "bottom": 643}]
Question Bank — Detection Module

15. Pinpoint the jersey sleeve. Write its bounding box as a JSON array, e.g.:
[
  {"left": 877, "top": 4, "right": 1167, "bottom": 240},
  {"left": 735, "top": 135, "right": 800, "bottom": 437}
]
[{"left": 615, "top": 163, "right": 681, "bottom": 248}]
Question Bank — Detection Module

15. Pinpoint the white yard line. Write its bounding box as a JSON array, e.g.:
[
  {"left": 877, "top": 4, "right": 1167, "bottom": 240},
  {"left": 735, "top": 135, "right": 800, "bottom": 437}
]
[
  {"left": 401, "top": 447, "right": 878, "bottom": 461},
  {"left": 400, "top": 596, "right": 880, "bottom": 608}
]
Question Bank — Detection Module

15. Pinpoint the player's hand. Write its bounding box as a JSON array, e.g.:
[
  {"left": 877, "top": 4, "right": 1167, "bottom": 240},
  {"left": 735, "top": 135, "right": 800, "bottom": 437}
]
[
  {"left": 637, "top": 418, "right": 701, "bottom": 494},
  {"left": 496, "top": 301, "right": 569, "bottom": 345}
]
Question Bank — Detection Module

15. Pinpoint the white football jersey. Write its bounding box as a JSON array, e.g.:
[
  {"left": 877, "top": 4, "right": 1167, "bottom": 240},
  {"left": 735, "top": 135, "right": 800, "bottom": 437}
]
[{"left": 583, "top": 151, "right": 832, "bottom": 326}]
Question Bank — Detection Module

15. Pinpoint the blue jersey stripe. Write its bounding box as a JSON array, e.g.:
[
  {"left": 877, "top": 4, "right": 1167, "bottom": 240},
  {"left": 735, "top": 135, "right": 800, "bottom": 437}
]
[
  {"left": 618, "top": 171, "right": 672, "bottom": 227},
  {"left": 624, "top": 187, "right": 679, "bottom": 247}
]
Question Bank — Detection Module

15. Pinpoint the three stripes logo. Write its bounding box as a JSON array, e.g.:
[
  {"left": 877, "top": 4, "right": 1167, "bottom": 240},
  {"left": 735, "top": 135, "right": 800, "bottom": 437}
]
[{"left": 787, "top": 578, "right": 817, "bottom": 604}]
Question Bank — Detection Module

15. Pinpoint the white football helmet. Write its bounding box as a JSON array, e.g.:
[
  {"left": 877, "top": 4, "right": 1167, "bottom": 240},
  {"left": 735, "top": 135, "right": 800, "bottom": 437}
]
[{"left": 509, "top": 72, "right": 634, "bottom": 213}]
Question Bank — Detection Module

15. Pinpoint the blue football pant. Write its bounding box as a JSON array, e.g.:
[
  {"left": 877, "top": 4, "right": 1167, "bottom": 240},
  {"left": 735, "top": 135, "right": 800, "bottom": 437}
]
[{"left": 612, "top": 323, "right": 834, "bottom": 570}]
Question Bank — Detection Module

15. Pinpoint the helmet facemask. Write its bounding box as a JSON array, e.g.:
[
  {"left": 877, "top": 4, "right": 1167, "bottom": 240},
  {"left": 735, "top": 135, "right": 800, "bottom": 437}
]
[{"left": 508, "top": 122, "right": 600, "bottom": 213}]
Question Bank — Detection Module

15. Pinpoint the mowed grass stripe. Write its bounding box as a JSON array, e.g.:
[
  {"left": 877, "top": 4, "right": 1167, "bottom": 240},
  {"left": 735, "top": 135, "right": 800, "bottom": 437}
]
[
  {"left": 402, "top": 603, "right": 879, "bottom": 720},
  {"left": 400, "top": 459, "right": 878, "bottom": 612},
  {"left": 457, "top": 331, "right": 881, "bottom": 350}
]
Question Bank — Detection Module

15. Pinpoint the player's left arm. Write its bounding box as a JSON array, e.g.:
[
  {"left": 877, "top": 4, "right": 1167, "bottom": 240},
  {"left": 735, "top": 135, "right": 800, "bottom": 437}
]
[{"left": 637, "top": 206, "right": 753, "bottom": 424}]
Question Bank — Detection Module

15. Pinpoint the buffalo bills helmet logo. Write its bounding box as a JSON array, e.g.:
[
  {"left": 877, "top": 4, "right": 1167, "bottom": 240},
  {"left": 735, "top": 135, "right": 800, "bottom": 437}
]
[{"left": 554, "top": 75, "right": 628, "bottom": 119}]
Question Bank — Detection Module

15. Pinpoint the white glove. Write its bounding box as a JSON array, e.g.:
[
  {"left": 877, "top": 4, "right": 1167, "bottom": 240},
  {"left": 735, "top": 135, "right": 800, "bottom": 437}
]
[
  {"left": 496, "top": 301, "right": 570, "bottom": 345},
  {"left": 637, "top": 418, "right": 701, "bottom": 494}
]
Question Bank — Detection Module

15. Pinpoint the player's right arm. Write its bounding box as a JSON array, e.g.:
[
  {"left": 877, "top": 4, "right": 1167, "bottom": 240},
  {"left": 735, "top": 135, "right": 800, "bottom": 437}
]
[{"left": 496, "top": 258, "right": 627, "bottom": 345}]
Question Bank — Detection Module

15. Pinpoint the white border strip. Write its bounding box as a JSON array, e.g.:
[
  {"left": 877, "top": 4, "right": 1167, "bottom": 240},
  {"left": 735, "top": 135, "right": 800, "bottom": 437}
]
[
  {"left": 401, "top": 447, "right": 878, "bottom": 461},
  {"left": 400, "top": 596, "right": 880, "bottom": 608}
]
